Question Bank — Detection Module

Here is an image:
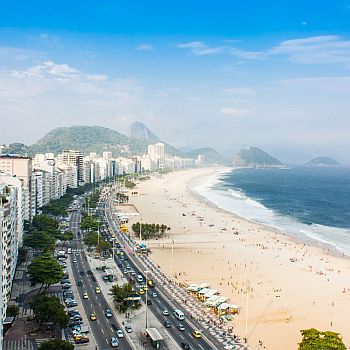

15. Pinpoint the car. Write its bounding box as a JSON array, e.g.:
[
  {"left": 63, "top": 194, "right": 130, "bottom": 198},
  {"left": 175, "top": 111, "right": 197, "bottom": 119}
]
[
  {"left": 95, "top": 287, "right": 101, "bottom": 294},
  {"left": 126, "top": 265, "right": 130, "bottom": 269},
  {"left": 152, "top": 292, "right": 157, "bottom": 297},
  {"left": 61, "top": 279, "right": 70, "bottom": 284},
  {"left": 181, "top": 343, "right": 191, "bottom": 349},
  {"left": 192, "top": 330, "right": 202, "bottom": 338},
  {"left": 130, "top": 270, "right": 135, "bottom": 275},
  {"left": 91, "top": 275, "right": 97, "bottom": 282},
  {"left": 68, "top": 310, "right": 80, "bottom": 317},
  {"left": 62, "top": 283, "right": 71, "bottom": 289},
  {"left": 163, "top": 320, "right": 172, "bottom": 328},
  {"left": 177, "top": 323, "right": 185, "bottom": 331},
  {"left": 162, "top": 309, "right": 169, "bottom": 316},
  {"left": 123, "top": 269, "right": 128, "bottom": 274},
  {"left": 80, "top": 271, "right": 85, "bottom": 276},
  {"left": 111, "top": 323, "right": 118, "bottom": 331},
  {"left": 66, "top": 301, "right": 78, "bottom": 308},
  {"left": 143, "top": 286, "right": 148, "bottom": 291},
  {"left": 111, "top": 337, "right": 119, "bottom": 347},
  {"left": 105, "top": 308, "right": 112, "bottom": 318},
  {"left": 125, "top": 325, "right": 132, "bottom": 333},
  {"left": 73, "top": 259, "right": 77, "bottom": 263},
  {"left": 74, "top": 335, "right": 89, "bottom": 344},
  {"left": 83, "top": 292, "right": 88, "bottom": 299},
  {"left": 116, "top": 329, "right": 124, "bottom": 338},
  {"left": 90, "top": 313, "right": 97, "bottom": 321},
  {"left": 139, "top": 288, "right": 145, "bottom": 295},
  {"left": 77, "top": 280, "right": 83, "bottom": 286},
  {"left": 86, "top": 270, "right": 92, "bottom": 275},
  {"left": 147, "top": 299, "right": 152, "bottom": 305}
]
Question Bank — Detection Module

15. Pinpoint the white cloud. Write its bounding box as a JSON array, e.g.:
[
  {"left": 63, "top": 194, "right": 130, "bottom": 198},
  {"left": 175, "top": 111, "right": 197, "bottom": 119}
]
[
  {"left": 278, "top": 76, "right": 350, "bottom": 93},
  {"left": 137, "top": 44, "right": 153, "bottom": 51},
  {"left": 229, "top": 48, "right": 264, "bottom": 60},
  {"left": 269, "top": 35, "right": 350, "bottom": 64},
  {"left": 223, "top": 87, "right": 256, "bottom": 97},
  {"left": 221, "top": 107, "right": 250, "bottom": 116},
  {"left": 177, "top": 41, "right": 224, "bottom": 56}
]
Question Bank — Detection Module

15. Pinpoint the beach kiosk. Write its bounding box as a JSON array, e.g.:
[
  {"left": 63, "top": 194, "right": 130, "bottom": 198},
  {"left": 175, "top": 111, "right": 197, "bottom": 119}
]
[{"left": 145, "top": 328, "right": 163, "bottom": 349}]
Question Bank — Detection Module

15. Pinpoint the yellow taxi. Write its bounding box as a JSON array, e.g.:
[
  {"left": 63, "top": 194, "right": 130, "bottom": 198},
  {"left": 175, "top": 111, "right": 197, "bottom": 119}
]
[
  {"left": 192, "top": 330, "right": 202, "bottom": 338},
  {"left": 95, "top": 287, "right": 101, "bottom": 294},
  {"left": 90, "top": 312, "right": 97, "bottom": 321},
  {"left": 143, "top": 285, "right": 148, "bottom": 291},
  {"left": 83, "top": 292, "right": 88, "bottom": 299},
  {"left": 139, "top": 288, "right": 145, "bottom": 295}
]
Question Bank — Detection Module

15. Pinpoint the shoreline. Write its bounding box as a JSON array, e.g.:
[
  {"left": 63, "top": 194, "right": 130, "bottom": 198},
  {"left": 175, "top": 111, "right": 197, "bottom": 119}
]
[
  {"left": 187, "top": 167, "right": 350, "bottom": 260},
  {"left": 123, "top": 167, "right": 350, "bottom": 350}
]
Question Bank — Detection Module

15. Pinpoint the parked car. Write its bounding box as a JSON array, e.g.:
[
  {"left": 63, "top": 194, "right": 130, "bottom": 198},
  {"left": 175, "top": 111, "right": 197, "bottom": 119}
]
[
  {"left": 181, "top": 343, "right": 191, "bottom": 349},
  {"left": 77, "top": 280, "right": 83, "bottom": 286},
  {"left": 116, "top": 329, "right": 124, "bottom": 338},
  {"left": 125, "top": 325, "right": 132, "bottom": 333}
]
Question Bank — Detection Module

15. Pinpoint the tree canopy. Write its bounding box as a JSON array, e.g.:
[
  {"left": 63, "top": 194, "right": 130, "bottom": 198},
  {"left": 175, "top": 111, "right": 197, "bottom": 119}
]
[
  {"left": 31, "top": 295, "right": 69, "bottom": 329},
  {"left": 23, "top": 231, "right": 55, "bottom": 252},
  {"left": 80, "top": 215, "right": 99, "bottom": 231},
  {"left": 298, "top": 328, "right": 347, "bottom": 350},
  {"left": 83, "top": 232, "right": 111, "bottom": 252},
  {"left": 110, "top": 283, "right": 135, "bottom": 312},
  {"left": 132, "top": 222, "right": 170, "bottom": 240},
  {"left": 38, "top": 339, "right": 74, "bottom": 350},
  {"left": 28, "top": 253, "right": 64, "bottom": 293}
]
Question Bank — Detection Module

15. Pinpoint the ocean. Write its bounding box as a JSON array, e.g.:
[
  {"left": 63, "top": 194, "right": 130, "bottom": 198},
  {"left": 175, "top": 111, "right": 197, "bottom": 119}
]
[{"left": 191, "top": 166, "right": 350, "bottom": 256}]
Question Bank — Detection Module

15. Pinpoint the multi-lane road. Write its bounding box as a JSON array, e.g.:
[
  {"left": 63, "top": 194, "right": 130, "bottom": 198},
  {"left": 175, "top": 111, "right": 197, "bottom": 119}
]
[
  {"left": 102, "top": 195, "right": 224, "bottom": 350},
  {"left": 68, "top": 211, "right": 134, "bottom": 350}
]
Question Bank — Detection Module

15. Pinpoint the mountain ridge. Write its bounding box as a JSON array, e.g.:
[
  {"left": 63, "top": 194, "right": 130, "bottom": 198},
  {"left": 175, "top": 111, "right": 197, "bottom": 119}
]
[{"left": 234, "top": 147, "right": 282, "bottom": 167}]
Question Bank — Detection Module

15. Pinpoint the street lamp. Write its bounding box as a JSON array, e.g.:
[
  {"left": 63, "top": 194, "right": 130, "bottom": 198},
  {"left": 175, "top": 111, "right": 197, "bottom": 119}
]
[
  {"left": 245, "top": 279, "right": 250, "bottom": 339},
  {"left": 139, "top": 215, "right": 142, "bottom": 242},
  {"left": 144, "top": 270, "right": 150, "bottom": 329},
  {"left": 97, "top": 219, "right": 100, "bottom": 249},
  {"left": 170, "top": 240, "right": 174, "bottom": 279}
]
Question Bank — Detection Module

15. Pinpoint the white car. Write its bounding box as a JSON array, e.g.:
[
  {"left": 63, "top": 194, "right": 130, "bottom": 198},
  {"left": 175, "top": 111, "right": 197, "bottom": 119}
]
[
  {"left": 116, "top": 329, "right": 124, "bottom": 338},
  {"left": 111, "top": 337, "right": 119, "bottom": 347},
  {"left": 152, "top": 292, "right": 157, "bottom": 297},
  {"left": 162, "top": 309, "right": 169, "bottom": 316}
]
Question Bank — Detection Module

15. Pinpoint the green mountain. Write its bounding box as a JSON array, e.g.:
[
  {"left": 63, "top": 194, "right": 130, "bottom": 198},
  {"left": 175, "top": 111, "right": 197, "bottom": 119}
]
[
  {"left": 307, "top": 157, "right": 340, "bottom": 166},
  {"left": 186, "top": 147, "right": 230, "bottom": 165},
  {"left": 2, "top": 125, "right": 182, "bottom": 157},
  {"left": 234, "top": 147, "right": 282, "bottom": 167}
]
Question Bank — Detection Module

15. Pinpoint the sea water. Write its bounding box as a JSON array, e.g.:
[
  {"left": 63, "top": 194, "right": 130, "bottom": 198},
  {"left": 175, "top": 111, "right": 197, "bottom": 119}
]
[{"left": 191, "top": 166, "right": 350, "bottom": 256}]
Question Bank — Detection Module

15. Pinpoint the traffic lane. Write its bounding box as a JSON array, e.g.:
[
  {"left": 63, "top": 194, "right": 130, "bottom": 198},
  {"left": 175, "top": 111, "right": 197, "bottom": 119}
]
[
  {"left": 77, "top": 256, "right": 134, "bottom": 349},
  {"left": 109, "top": 223, "right": 214, "bottom": 349},
  {"left": 72, "top": 238, "right": 133, "bottom": 349},
  {"left": 112, "top": 254, "right": 203, "bottom": 349},
  {"left": 71, "top": 250, "right": 113, "bottom": 348}
]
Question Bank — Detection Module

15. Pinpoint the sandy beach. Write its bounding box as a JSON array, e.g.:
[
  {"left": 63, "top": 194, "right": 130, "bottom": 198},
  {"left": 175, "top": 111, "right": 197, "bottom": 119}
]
[{"left": 120, "top": 167, "right": 350, "bottom": 350}]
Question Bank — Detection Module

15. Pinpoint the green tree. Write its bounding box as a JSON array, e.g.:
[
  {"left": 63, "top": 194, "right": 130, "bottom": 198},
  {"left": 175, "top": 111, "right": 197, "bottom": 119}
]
[
  {"left": 6, "top": 305, "right": 19, "bottom": 317},
  {"left": 23, "top": 231, "right": 55, "bottom": 252},
  {"left": 32, "top": 215, "right": 59, "bottom": 232},
  {"left": 38, "top": 339, "right": 74, "bottom": 350},
  {"left": 80, "top": 215, "right": 98, "bottom": 231},
  {"left": 110, "top": 283, "right": 134, "bottom": 312},
  {"left": 31, "top": 295, "right": 69, "bottom": 329},
  {"left": 28, "top": 253, "right": 64, "bottom": 294},
  {"left": 56, "top": 231, "right": 73, "bottom": 241},
  {"left": 299, "top": 328, "right": 347, "bottom": 350}
]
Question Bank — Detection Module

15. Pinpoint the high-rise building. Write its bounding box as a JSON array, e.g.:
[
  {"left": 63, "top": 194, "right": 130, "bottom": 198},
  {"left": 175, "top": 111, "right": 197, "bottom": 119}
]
[
  {"left": 147, "top": 143, "right": 165, "bottom": 169},
  {"left": 0, "top": 181, "right": 20, "bottom": 347},
  {"left": 0, "top": 155, "right": 32, "bottom": 222},
  {"left": 59, "top": 150, "right": 83, "bottom": 186}
]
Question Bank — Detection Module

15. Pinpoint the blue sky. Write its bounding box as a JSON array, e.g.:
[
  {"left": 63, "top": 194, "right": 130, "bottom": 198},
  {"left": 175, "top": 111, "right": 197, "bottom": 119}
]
[{"left": 1, "top": 0, "right": 350, "bottom": 162}]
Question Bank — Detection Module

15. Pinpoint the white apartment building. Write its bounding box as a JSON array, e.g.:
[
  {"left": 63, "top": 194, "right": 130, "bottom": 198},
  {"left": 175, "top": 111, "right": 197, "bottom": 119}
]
[
  {"left": 0, "top": 181, "right": 20, "bottom": 345},
  {"left": 0, "top": 156, "right": 32, "bottom": 222},
  {"left": 147, "top": 143, "right": 165, "bottom": 169}
]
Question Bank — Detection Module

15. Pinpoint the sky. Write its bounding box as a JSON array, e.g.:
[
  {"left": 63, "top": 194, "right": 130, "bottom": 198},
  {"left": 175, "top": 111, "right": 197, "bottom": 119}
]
[{"left": 0, "top": 0, "right": 350, "bottom": 162}]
